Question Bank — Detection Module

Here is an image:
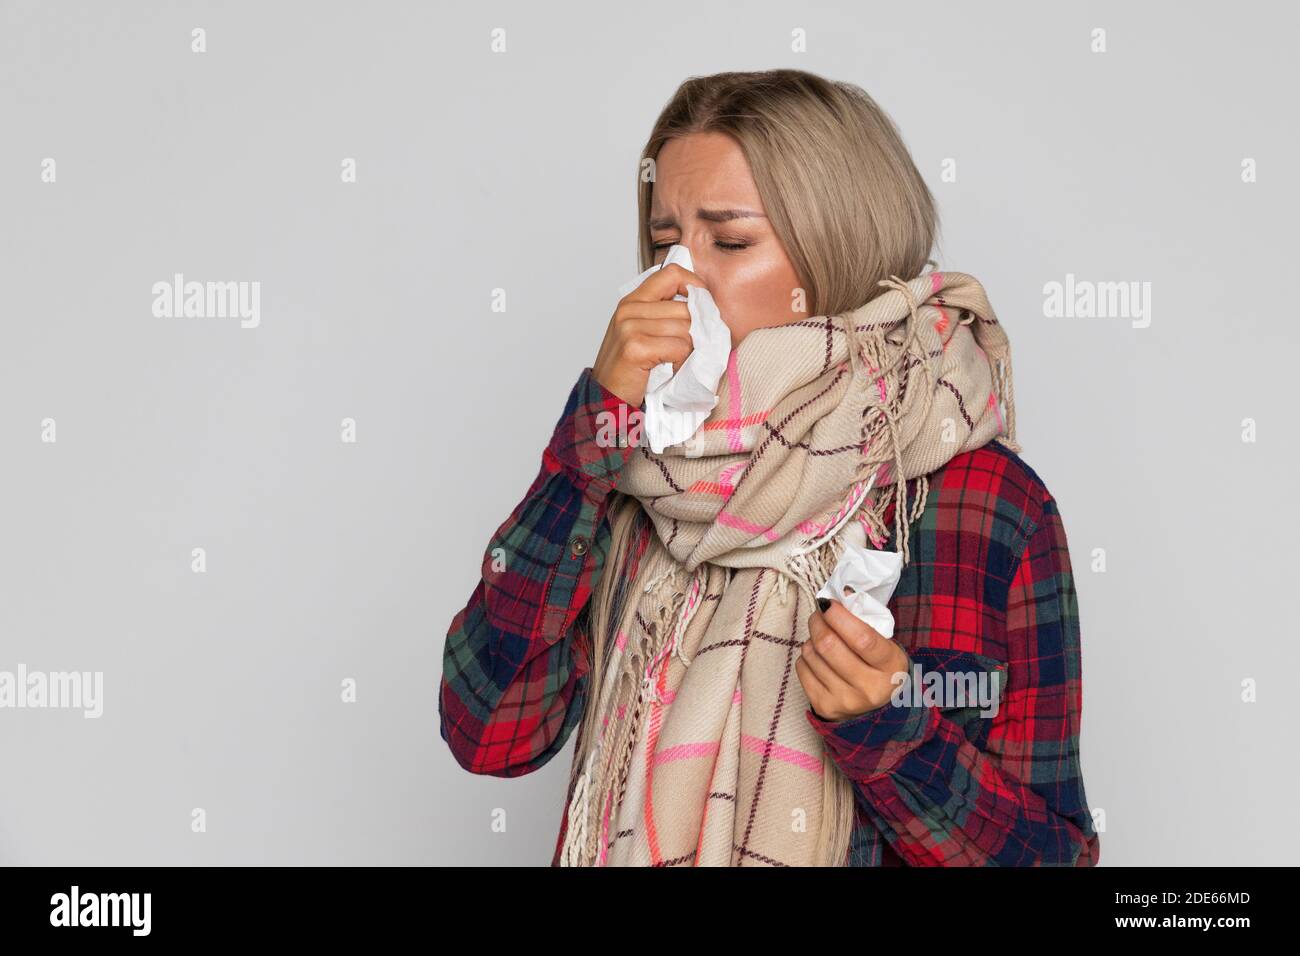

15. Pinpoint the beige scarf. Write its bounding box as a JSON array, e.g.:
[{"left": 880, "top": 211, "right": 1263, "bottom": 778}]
[{"left": 560, "top": 270, "right": 1020, "bottom": 867}]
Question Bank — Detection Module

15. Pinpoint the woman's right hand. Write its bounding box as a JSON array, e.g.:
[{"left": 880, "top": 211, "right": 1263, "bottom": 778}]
[{"left": 591, "top": 262, "right": 702, "bottom": 407}]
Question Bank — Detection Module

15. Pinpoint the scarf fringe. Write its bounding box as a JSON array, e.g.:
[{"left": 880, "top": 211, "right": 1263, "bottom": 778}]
[
  {"left": 993, "top": 350, "right": 1022, "bottom": 453},
  {"left": 559, "top": 544, "right": 704, "bottom": 867}
]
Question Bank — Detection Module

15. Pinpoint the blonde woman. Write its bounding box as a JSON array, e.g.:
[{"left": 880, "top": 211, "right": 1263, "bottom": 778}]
[{"left": 440, "top": 69, "right": 1100, "bottom": 867}]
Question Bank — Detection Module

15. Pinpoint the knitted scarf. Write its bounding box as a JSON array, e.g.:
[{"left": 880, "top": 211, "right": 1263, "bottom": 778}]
[{"left": 560, "top": 270, "right": 1021, "bottom": 867}]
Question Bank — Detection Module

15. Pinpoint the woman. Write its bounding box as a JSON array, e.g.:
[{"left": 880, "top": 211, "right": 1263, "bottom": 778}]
[{"left": 440, "top": 69, "right": 1100, "bottom": 867}]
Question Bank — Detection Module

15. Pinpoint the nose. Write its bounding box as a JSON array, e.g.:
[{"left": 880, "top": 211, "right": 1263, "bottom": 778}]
[{"left": 677, "top": 239, "right": 714, "bottom": 290}]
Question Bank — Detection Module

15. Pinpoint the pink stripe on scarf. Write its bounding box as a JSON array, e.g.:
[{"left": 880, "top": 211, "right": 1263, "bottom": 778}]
[
  {"left": 653, "top": 741, "right": 720, "bottom": 766},
  {"left": 641, "top": 569, "right": 702, "bottom": 864},
  {"left": 688, "top": 460, "right": 748, "bottom": 500},
  {"left": 720, "top": 461, "right": 747, "bottom": 484},
  {"left": 702, "top": 410, "right": 769, "bottom": 431},
  {"left": 688, "top": 480, "right": 733, "bottom": 499},
  {"left": 717, "top": 510, "right": 780, "bottom": 541},
  {"left": 725, "top": 349, "right": 744, "bottom": 451},
  {"left": 642, "top": 663, "right": 670, "bottom": 864},
  {"left": 741, "top": 733, "right": 824, "bottom": 775},
  {"left": 989, "top": 390, "right": 1004, "bottom": 432}
]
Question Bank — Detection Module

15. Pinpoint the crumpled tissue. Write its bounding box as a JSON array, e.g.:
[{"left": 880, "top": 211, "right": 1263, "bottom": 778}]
[
  {"left": 616, "top": 243, "right": 731, "bottom": 454},
  {"left": 815, "top": 533, "right": 904, "bottom": 639}
]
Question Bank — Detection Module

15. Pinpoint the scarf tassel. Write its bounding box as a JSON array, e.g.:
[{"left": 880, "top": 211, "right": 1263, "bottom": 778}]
[{"left": 559, "top": 550, "right": 705, "bottom": 867}]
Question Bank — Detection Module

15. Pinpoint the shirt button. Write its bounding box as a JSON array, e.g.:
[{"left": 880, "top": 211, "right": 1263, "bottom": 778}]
[{"left": 570, "top": 535, "right": 589, "bottom": 558}]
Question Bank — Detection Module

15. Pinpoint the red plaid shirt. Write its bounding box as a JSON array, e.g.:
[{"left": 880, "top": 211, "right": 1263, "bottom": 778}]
[{"left": 439, "top": 366, "right": 1101, "bottom": 866}]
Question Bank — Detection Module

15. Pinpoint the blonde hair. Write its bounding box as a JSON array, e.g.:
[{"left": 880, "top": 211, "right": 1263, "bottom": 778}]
[
  {"left": 574, "top": 69, "right": 941, "bottom": 865},
  {"left": 635, "top": 68, "right": 941, "bottom": 316}
]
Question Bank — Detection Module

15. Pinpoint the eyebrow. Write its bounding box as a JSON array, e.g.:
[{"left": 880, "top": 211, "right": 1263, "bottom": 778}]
[{"left": 648, "top": 208, "right": 767, "bottom": 230}]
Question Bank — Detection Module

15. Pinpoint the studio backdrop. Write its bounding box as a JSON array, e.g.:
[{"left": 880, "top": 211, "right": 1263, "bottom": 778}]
[{"left": 1, "top": 0, "right": 1295, "bottom": 865}]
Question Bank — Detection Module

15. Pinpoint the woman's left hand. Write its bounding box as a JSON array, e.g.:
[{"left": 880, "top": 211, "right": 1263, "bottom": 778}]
[{"left": 796, "top": 598, "right": 912, "bottom": 722}]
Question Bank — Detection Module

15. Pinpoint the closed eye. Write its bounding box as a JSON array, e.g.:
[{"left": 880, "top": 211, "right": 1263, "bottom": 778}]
[{"left": 652, "top": 240, "right": 751, "bottom": 252}]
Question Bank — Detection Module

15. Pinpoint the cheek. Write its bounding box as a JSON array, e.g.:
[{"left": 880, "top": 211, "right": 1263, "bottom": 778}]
[{"left": 712, "top": 255, "right": 803, "bottom": 332}]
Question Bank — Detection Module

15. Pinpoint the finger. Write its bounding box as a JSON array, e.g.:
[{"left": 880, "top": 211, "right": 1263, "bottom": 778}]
[
  {"left": 820, "top": 598, "right": 896, "bottom": 670},
  {"left": 805, "top": 619, "right": 876, "bottom": 688},
  {"left": 617, "top": 313, "right": 693, "bottom": 341},
  {"left": 614, "top": 300, "right": 692, "bottom": 323},
  {"left": 624, "top": 333, "right": 693, "bottom": 373},
  {"left": 798, "top": 626, "right": 857, "bottom": 701},
  {"left": 794, "top": 655, "right": 831, "bottom": 711},
  {"left": 624, "top": 262, "right": 708, "bottom": 303}
]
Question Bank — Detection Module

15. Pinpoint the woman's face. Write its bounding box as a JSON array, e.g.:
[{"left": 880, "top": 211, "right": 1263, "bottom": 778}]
[{"left": 649, "top": 132, "right": 809, "bottom": 346}]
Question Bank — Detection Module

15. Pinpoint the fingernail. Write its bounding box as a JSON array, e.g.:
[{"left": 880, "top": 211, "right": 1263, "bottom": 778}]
[{"left": 816, "top": 597, "right": 831, "bottom": 613}]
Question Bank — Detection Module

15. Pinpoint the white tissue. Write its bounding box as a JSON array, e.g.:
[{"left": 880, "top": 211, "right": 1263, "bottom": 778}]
[
  {"left": 616, "top": 244, "right": 732, "bottom": 454},
  {"left": 816, "top": 540, "right": 904, "bottom": 639}
]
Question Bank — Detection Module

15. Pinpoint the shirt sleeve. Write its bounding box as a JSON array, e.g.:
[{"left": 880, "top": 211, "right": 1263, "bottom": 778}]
[
  {"left": 438, "top": 366, "right": 637, "bottom": 777},
  {"left": 805, "top": 495, "right": 1101, "bottom": 866}
]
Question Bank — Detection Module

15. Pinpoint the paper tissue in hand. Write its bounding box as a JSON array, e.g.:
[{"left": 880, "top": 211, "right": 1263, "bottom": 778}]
[
  {"left": 616, "top": 244, "right": 732, "bottom": 454},
  {"left": 815, "top": 526, "right": 905, "bottom": 639}
]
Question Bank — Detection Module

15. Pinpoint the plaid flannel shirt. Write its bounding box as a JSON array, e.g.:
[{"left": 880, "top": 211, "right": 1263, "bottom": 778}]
[{"left": 439, "top": 366, "right": 1101, "bottom": 867}]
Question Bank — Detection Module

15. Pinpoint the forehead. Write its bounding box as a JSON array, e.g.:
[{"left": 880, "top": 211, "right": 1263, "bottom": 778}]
[{"left": 651, "top": 132, "right": 762, "bottom": 212}]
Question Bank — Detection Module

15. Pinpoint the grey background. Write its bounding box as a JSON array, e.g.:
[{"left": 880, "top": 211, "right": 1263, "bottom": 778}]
[{"left": 1, "top": 0, "right": 1295, "bottom": 865}]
